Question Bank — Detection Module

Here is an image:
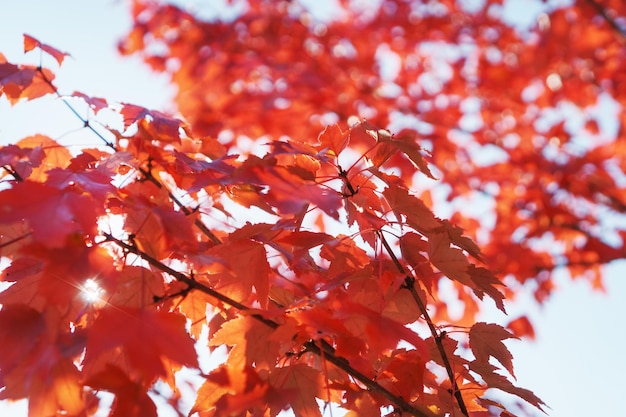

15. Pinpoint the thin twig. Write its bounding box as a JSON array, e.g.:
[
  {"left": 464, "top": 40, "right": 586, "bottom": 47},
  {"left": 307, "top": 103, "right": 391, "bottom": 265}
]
[
  {"left": 37, "top": 67, "right": 222, "bottom": 245},
  {"left": 38, "top": 68, "right": 117, "bottom": 151}
]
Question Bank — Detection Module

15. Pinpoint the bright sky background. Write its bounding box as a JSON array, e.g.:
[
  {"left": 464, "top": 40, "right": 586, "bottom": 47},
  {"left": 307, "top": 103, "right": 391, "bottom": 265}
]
[{"left": 1, "top": 1, "right": 625, "bottom": 416}]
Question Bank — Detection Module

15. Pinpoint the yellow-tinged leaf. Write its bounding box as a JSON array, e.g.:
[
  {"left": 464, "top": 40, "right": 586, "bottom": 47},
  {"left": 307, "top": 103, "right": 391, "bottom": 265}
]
[
  {"left": 16, "top": 135, "right": 72, "bottom": 180},
  {"left": 50, "top": 361, "right": 84, "bottom": 415}
]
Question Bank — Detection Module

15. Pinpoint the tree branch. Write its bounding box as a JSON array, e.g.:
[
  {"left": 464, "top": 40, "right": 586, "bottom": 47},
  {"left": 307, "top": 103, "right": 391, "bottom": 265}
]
[
  {"left": 2, "top": 165, "right": 24, "bottom": 182},
  {"left": 584, "top": 0, "right": 626, "bottom": 40},
  {"left": 377, "top": 230, "right": 469, "bottom": 417},
  {"left": 101, "top": 232, "right": 435, "bottom": 417}
]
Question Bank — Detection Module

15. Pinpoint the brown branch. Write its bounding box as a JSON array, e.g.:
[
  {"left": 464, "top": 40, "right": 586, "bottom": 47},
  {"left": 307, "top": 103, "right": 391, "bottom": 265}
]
[
  {"left": 583, "top": 0, "right": 626, "bottom": 40},
  {"left": 102, "top": 232, "right": 256, "bottom": 320},
  {"left": 0, "top": 232, "right": 32, "bottom": 251},
  {"left": 101, "top": 232, "right": 434, "bottom": 417},
  {"left": 303, "top": 340, "right": 437, "bottom": 417},
  {"left": 2, "top": 165, "right": 24, "bottom": 182},
  {"left": 377, "top": 230, "right": 469, "bottom": 417}
]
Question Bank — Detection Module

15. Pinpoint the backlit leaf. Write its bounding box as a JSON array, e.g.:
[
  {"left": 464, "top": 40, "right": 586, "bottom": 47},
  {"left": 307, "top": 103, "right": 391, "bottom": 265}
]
[{"left": 23, "top": 34, "right": 70, "bottom": 65}]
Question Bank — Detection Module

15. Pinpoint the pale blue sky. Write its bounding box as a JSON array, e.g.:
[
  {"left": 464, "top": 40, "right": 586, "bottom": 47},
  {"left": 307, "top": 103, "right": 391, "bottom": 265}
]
[{"left": 1, "top": 1, "right": 625, "bottom": 416}]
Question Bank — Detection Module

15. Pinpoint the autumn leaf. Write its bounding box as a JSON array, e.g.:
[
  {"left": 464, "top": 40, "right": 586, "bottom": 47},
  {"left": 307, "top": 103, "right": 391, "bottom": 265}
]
[
  {"left": 84, "top": 307, "right": 198, "bottom": 384},
  {"left": 120, "top": 102, "right": 188, "bottom": 142},
  {"left": 469, "top": 361, "right": 546, "bottom": 411},
  {"left": 71, "top": 91, "right": 109, "bottom": 114},
  {"left": 383, "top": 185, "right": 442, "bottom": 234},
  {"left": 191, "top": 364, "right": 271, "bottom": 416},
  {"left": 106, "top": 265, "right": 166, "bottom": 309},
  {"left": 318, "top": 124, "right": 349, "bottom": 156},
  {"left": 467, "top": 265, "right": 506, "bottom": 312},
  {"left": 506, "top": 316, "right": 536, "bottom": 340},
  {"left": 347, "top": 395, "right": 386, "bottom": 417},
  {"left": 0, "top": 61, "right": 55, "bottom": 103},
  {"left": 29, "top": 361, "right": 84, "bottom": 417},
  {"left": 16, "top": 134, "right": 72, "bottom": 180},
  {"left": 209, "top": 315, "right": 279, "bottom": 370},
  {"left": 23, "top": 34, "right": 70, "bottom": 65},
  {"left": 206, "top": 237, "right": 271, "bottom": 308},
  {"left": 380, "top": 349, "right": 426, "bottom": 401},
  {"left": 85, "top": 365, "right": 157, "bottom": 417},
  {"left": 269, "top": 363, "right": 326, "bottom": 417},
  {"left": 0, "top": 143, "right": 44, "bottom": 180},
  {"left": 469, "top": 322, "right": 518, "bottom": 377},
  {"left": 374, "top": 129, "right": 436, "bottom": 179},
  {"left": 320, "top": 236, "right": 370, "bottom": 277},
  {"left": 0, "top": 181, "right": 100, "bottom": 247},
  {"left": 0, "top": 305, "right": 44, "bottom": 378},
  {"left": 0, "top": 255, "right": 43, "bottom": 282},
  {"left": 428, "top": 231, "right": 472, "bottom": 286},
  {"left": 236, "top": 156, "right": 342, "bottom": 219}
]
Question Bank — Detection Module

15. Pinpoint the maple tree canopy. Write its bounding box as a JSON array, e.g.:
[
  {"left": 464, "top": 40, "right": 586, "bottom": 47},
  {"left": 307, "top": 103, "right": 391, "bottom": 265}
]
[{"left": 1, "top": 0, "right": 625, "bottom": 416}]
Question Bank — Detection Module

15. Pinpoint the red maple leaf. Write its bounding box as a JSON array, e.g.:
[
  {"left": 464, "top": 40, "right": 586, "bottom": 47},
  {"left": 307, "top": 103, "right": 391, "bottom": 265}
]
[
  {"left": 84, "top": 307, "right": 198, "bottom": 384},
  {"left": 23, "top": 34, "right": 70, "bottom": 65}
]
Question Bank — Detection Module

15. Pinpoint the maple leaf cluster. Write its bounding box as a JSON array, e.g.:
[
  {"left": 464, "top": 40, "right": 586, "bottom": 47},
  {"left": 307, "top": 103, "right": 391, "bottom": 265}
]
[
  {"left": 120, "top": 0, "right": 626, "bottom": 304},
  {"left": 0, "top": 32, "right": 539, "bottom": 416},
  {"left": 2, "top": 0, "right": 626, "bottom": 415}
]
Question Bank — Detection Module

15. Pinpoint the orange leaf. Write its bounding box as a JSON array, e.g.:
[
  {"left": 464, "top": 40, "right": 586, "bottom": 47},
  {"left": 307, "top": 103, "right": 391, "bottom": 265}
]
[
  {"left": 0, "top": 62, "right": 55, "bottom": 103},
  {"left": 191, "top": 364, "right": 270, "bottom": 416},
  {"left": 383, "top": 185, "right": 442, "bottom": 234},
  {"left": 207, "top": 237, "right": 271, "bottom": 308},
  {"left": 318, "top": 124, "right": 348, "bottom": 156},
  {"left": 506, "top": 316, "right": 535, "bottom": 340}
]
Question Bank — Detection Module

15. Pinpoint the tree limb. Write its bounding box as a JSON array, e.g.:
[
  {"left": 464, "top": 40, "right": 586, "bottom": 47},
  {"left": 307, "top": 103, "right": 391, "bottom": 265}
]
[{"left": 101, "top": 232, "right": 436, "bottom": 417}]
